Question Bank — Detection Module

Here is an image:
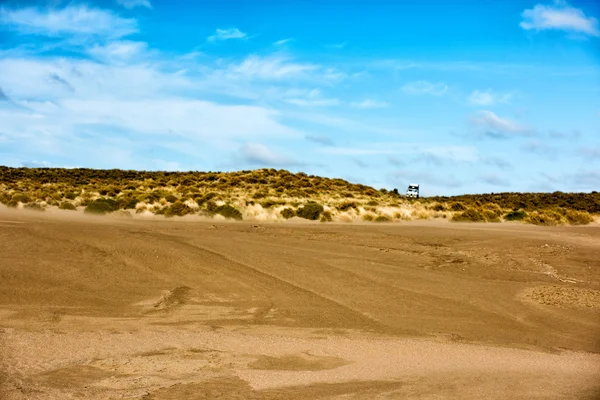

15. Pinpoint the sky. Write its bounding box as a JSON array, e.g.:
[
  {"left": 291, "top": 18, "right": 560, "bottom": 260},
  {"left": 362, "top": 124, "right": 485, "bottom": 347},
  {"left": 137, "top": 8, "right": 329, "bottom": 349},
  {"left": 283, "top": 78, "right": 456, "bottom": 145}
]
[{"left": 0, "top": 0, "right": 599, "bottom": 195}]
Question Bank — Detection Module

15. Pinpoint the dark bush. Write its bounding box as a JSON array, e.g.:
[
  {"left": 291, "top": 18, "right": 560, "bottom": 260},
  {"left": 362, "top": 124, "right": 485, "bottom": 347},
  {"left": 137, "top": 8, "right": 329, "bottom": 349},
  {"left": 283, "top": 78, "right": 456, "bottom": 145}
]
[
  {"left": 197, "top": 192, "right": 217, "bottom": 205},
  {"left": 6, "top": 200, "right": 18, "bottom": 208},
  {"left": 432, "top": 203, "right": 447, "bottom": 212},
  {"left": 375, "top": 215, "right": 391, "bottom": 222},
  {"left": 525, "top": 211, "right": 563, "bottom": 226},
  {"left": 24, "top": 202, "right": 44, "bottom": 211},
  {"left": 165, "top": 194, "right": 178, "bottom": 203},
  {"left": 564, "top": 210, "right": 594, "bottom": 225},
  {"left": 504, "top": 210, "right": 528, "bottom": 221},
  {"left": 450, "top": 202, "right": 466, "bottom": 211},
  {"left": 119, "top": 198, "right": 138, "bottom": 210},
  {"left": 164, "top": 201, "right": 192, "bottom": 217},
  {"left": 320, "top": 211, "right": 333, "bottom": 222},
  {"left": 214, "top": 204, "right": 243, "bottom": 220},
  {"left": 482, "top": 210, "right": 501, "bottom": 222},
  {"left": 452, "top": 208, "right": 486, "bottom": 222},
  {"left": 59, "top": 202, "right": 77, "bottom": 210},
  {"left": 11, "top": 193, "right": 31, "bottom": 203},
  {"left": 205, "top": 200, "right": 218, "bottom": 213},
  {"left": 296, "top": 201, "right": 324, "bottom": 220},
  {"left": 84, "top": 198, "right": 119, "bottom": 214},
  {"left": 280, "top": 208, "right": 295, "bottom": 219},
  {"left": 337, "top": 201, "right": 357, "bottom": 211},
  {"left": 64, "top": 191, "right": 78, "bottom": 200}
]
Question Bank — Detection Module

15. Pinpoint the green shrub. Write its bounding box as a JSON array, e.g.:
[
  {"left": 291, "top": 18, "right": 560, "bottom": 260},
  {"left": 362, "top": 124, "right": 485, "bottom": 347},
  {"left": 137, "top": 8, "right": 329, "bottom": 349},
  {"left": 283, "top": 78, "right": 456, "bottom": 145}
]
[
  {"left": 164, "top": 201, "right": 192, "bottom": 217},
  {"left": 504, "top": 209, "right": 528, "bottom": 221},
  {"left": 214, "top": 204, "right": 243, "bottom": 220},
  {"left": 119, "top": 198, "right": 138, "bottom": 210},
  {"left": 362, "top": 213, "right": 375, "bottom": 221},
  {"left": 24, "top": 202, "right": 44, "bottom": 211},
  {"left": 84, "top": 198, "right": 119, "bottom": 215},
  {"left": 296, "top": 201, "right": 324, "bottom": 220},
  {"left": 367, "top": 200, "right": 379, "bottom": 206},
  {"left": 337, "top": 201, "right": 357, "bottom": 211},
  {"left": 482, "top": 210, "right": 501, "bottom": 222},
  {"left": 320, "top": 211, "right": 333, "bottom": 222},
  {"left": 205, "top": 200, "right": 218, "bottom": 213},
  {"left": 261, "top": 199, "right": 285, "bottom": 208},
  {"left": 64, "top": 191, "right": 78, "bottom": 200},
  {"left": 11, "top": 193, "right": 31, "bottom": 203},
  {"left": 431, "top": 203, "right": 446, "bottom": 212},
  {"left": 59, "top": 202, "right": 77, "bottom": 211},
  {"left": 450, "top": 202, "right": 466, "bottom": 211},
  {"left": 6, "top": 200, "right": 18, "bottom": 208},
  {"left": 165, "top": 194, "right": 178, "bottom": 203},
  {"left": 280, "top": 208, "right": 295, "bottom": 219},
  {"left": 564, "top": 210, "right": 594, "bottom": 225},
  {"left": 197, "top": 192, "right": 217, "bottom": 205},
  {"left": 452, "top": 208, "right": 486, "bottom": 222},
  {"left": 525, "top": 211, "right": 563, "bottom": 226},
  {"left": 375, "top": 215, "right": 391, "bottom": 222}
]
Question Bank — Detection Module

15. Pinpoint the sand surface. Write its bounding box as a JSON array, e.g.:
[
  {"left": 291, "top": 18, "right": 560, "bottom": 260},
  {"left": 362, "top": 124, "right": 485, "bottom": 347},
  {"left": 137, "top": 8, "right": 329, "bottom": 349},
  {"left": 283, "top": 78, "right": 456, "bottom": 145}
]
[{"left": 0, "top": 208, "right": 599, "bottom": 399}]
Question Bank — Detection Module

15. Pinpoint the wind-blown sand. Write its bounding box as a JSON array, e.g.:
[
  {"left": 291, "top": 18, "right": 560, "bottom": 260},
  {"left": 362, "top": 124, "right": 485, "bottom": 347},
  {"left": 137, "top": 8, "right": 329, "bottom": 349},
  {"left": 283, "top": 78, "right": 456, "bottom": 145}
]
[{"left": 1, "top": 208, "right": 599, "bottom": 399}]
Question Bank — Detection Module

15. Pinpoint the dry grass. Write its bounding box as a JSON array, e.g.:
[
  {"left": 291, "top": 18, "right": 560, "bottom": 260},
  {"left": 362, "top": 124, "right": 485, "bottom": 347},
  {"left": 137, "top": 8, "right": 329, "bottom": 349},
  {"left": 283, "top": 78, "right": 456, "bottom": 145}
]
[{"left": 0, "top": 167, "right": 597, "bottom": 225}]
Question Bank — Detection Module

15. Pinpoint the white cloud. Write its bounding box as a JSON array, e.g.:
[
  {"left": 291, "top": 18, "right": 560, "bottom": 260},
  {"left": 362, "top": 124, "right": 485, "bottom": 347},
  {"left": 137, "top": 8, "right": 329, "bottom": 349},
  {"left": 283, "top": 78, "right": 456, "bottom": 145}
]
[
  {"left": 0, "top": 5, "right": 138, "bottom": 38},
  {"left": 326, "top": 41, "right": 348, "bottom": 49},
  {"left": 467, "top": 90, "right": 512, "bottom": 106},
  {"left": 274, "top": 38, "right": 293, "bottom": 46},
  {"left": 116, "top": 0, "right": 153, "bottom": 10},
  {"left": 285, "top": 89, "right": 339, "bottom": 107},
  {"left": 421, "top": 146, "right": 479, "bottom": 163},
  {"left": 401, "top": 80, "right": 447, "bottom": 96},
  {"left": 226, "top": 55, "right": 319, "bottom": 80},
  {"left": 470, "top": 110, "right": 527, "bottom": 139},
  {"left": 240, "top": 142, "right": 301, "bottom": 166},
  {"left": 520, "top": 1, "right": 599, "bottom": 37},
  {"left": 350, "top": 99, "right": 389, "bottom": 109},
  {"left": 87, "top": 40, "right": 148, "bottom": 63},
  {"left": 208, "top": 27, "right": 247, "bottom": 42}
]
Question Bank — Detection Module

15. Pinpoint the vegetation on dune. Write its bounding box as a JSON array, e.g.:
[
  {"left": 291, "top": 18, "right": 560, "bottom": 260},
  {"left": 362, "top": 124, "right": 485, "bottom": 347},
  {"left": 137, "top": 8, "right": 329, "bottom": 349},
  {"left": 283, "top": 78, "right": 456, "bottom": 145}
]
[
  {"left": 84, "top": 199, "right": 119, "bottom": 215},
  {"left": 296, "top": 201, "right": 324, "bottom": 220},
  {"left": 0, "top": 167, "right": 597, "bottom": 225}
]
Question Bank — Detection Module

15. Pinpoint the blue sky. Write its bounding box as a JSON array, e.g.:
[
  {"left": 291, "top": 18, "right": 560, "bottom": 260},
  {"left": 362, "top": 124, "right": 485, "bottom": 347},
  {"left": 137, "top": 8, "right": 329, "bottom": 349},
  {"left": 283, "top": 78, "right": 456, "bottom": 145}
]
[{"left": 0, "top": 0, "right": 599, "bottom": 195}]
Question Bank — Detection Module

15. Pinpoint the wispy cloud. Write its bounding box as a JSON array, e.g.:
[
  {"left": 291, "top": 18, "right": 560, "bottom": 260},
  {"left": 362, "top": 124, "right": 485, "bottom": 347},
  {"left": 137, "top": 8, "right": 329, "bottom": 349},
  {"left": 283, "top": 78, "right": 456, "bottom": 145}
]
[
  {"left": 520, "top": 1, "right": 599, "bottom": 37},
  {"left": 470, "top": 110, "right": 528, "bottom": 139},
  {"left": 208, "top": 27, "right": 247, "bottom": 42},
  {"left": 480, "top": 174, "right": 510, "bottom": 187},
  {"left": 285, "top": 89, "right": 339, "bottom": 107},
  {"left": 326, "top": 41, "right": 348, "bottom": 49},
  {"left": 274, "top": 38, "right": 293, "bottom": 46},
  {"left": 240, "top": 142, "right": 302, "bottom": 166},
  {"left": 579, "top": 146, "right": 600, "bottom": 160},
  {"left": 115, "top": 0, "right": 153, "bottom": 10},
  {"left": 350, "top": 99, "right": 389, "bottom": 109},
  {"left": 305, "top": 135, "right": 334, "bottom": 146},
  {"left": 0, "top": 5, "right": 138, "bottom": 38},
  {"left": 226, "top": 55, "right": 319, "bottom": 80},
  {"left": 467, "top": 90, "right": 512, "bottom": 106},
  {"left": 49, "top": 73, "right": 75, "bottom": 92},
  {"left": 352, "top": 158, "right": 369, "bottom": 168},
  {"left": 87, "top": 40, "right": 148, "bottom": 62},
  {"left": 482, "top": 156, "right": 512, "bottom": 170},
  {"left": 401, "top": 80, "right": 447, "bottom": 96},
  {"left": 0, "top": 87, "right": 9, "bottom": 102}
]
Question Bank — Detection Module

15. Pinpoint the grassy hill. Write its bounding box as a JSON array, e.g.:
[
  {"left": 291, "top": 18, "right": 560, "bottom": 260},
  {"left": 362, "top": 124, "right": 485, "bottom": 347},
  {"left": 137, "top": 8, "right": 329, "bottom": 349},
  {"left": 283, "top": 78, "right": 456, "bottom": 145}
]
[{"left": 1, "top": 166, "right": 598, "bottom": 225}]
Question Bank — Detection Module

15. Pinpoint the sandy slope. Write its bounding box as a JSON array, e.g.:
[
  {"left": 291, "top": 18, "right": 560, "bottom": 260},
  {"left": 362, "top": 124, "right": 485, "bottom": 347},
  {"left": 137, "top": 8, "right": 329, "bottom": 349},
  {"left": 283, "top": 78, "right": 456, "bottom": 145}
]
[{"left": 0, "top": 208, "right": 599, "bottom": 399}]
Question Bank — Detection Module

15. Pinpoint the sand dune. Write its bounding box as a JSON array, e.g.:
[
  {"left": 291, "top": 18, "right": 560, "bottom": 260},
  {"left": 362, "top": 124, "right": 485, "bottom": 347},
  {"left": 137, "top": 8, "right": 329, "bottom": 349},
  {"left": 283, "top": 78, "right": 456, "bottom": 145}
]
[{"left": 1, "top": 208, "right": 599, "bottom": 399}]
